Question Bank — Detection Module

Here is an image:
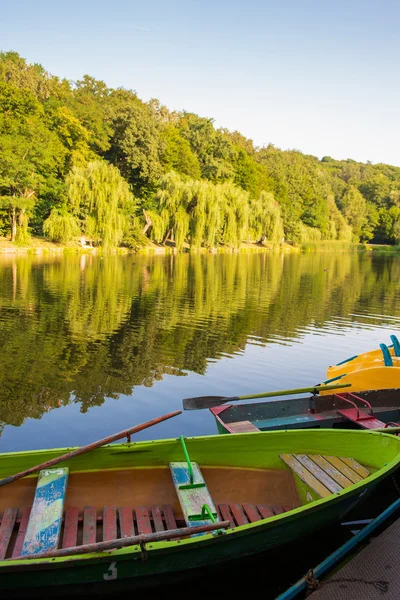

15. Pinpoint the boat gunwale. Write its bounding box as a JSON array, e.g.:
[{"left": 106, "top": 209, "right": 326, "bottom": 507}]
[{"left": 0, "top": 429, "right": 399, "bottom": 569}]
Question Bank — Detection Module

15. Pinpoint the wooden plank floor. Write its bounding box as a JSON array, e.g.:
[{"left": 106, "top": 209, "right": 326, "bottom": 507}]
[
  {"left": 312, "top": 517, "right": 400, "bottom": 599},
  {"left": 0, "top": 502, "right": 292, "bottom": 559}
]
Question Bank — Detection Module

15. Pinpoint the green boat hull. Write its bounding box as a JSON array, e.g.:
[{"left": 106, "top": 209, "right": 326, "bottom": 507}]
[{"left": 0, "top": 429, "right": 399, "bottom": 594}]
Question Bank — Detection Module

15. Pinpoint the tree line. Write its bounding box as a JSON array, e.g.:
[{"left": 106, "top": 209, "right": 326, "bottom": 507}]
[{"left": 1, "top": 51, "right": 400, "bottom": 248}]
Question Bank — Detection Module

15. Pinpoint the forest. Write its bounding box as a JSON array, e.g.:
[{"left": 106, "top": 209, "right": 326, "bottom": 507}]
[{"left": 1, "top": 51, "right": 400, "bottom": 249}]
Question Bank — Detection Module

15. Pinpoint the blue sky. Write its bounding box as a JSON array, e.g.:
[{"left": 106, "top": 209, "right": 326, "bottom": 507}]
[{"left": 1, "top": 0, "right": 398, "bottom": 165}]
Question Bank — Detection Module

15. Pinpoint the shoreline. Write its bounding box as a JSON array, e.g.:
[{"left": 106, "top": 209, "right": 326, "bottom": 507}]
[{"left": 0, "top": 237, "right": 398, "bottom": 255}]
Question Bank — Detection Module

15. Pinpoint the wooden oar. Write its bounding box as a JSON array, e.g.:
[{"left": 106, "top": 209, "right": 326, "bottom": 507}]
[
  {"left": 182, "top": 383, "right": 351, "bottom": 411},
  {"left": 11, "top": 520, "right": 231, "bottom": 560},
  {"left": 0, "top": 410, "right": 181, "bottom": 488}
]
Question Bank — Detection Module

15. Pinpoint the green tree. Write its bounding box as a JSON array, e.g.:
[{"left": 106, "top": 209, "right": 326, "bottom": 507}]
[
  {"left": 0, "top": 82, "right": 65, "bottom": 241},
  {"left": 340, "top": 186, "right": 368, "bottom": 241},
  {"left": 161, "top": 125, "right": 201, "bottom": 179},
  {"left": 105, "top": 90, "right": 164, "bottom": 197},
  {"left": 67, "top": 160, "right": 135, "bottom": 248},
  {"left": 249, "top": 191, "right": 284, "bottom": 243},
  {"left": 178, "top": 113, "right": 236, "bottom": 182},
  {"left": 43, "top": 207, "right": 81, "bottom": 243}
]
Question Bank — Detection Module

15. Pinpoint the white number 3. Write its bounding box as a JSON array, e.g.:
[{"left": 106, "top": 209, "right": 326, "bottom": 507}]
[{"left": 103, "top": 561, "right": 118, "bottom": 581}]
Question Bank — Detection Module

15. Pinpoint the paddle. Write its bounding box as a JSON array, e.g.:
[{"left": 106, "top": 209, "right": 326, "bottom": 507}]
[
  {"left": 0, "top": 410, "right": 182, "bottom": 488},
  {"left": 182, "top": 383, "right": 351, "bottom": 411}
]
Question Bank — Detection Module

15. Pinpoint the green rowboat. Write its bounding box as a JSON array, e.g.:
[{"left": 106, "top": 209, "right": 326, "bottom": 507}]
[{"left": 1, "top": 429, "right": 400, "bottom": 595}]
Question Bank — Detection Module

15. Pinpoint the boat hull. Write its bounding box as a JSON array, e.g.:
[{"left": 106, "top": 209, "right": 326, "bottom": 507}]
[
  {"left": 1, "top": 429, "right": 399, "bottom": 594},
  {"left": 211, "top": 389, "right": 400, "bottom": 434}
]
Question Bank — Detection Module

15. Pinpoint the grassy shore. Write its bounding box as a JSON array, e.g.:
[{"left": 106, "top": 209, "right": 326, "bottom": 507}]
[{"left": 0, "top": 236, "right": 399, "bottom": 255}]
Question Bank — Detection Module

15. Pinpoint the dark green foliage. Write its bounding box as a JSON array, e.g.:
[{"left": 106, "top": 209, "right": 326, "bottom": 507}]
[
  {"left": 161, "top": 125, "right": 201, "bottom": 179},
  {"left": 1, "top": 50, "right": 400, "bottom": 248}
]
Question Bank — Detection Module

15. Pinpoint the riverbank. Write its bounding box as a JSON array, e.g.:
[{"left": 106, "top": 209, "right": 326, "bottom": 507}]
[
  {"left": 0, "top": 236, "right": 399, "bottom": 255},
  {"left": 0, "top": 237, "right": 297, "bottom": 255}
]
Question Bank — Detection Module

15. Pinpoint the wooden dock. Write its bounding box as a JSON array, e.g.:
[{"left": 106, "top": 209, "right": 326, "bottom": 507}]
[{"left": 312, "top": 516, "right": 400, "bottom": 599}]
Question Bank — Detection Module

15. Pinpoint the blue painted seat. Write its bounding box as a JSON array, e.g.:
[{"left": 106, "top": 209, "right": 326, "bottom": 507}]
[
  {"left": 20, "top": 468, "right": 69, "bottom": 557},
  {"left": 169, "top": 462, "right": 219, "bottom": 531}
]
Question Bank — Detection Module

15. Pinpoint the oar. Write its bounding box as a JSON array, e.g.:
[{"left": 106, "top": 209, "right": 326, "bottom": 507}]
[
  {"left": 182, "top": 383, "right": 351, "bottom": 411},
  {"left": 11, "top": 520, "right": 231, "bottom": 560},
  {"left": 0, "top": 410, "right": 181, "bottom": 488}
]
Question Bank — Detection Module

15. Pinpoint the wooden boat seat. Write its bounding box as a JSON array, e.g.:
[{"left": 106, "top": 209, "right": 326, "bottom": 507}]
[
  {"left": 228, "top": 421, "right": 260, "bottom": 433},
  {"left": 170, "top": 462, "right": 219, "bottom": 529},
  {"left": 280, "top": 454, "right": 370, "bottom": 499},
  {"left": 21, "top": 468, "right": 69, "bottom": 557},
  {"left": 0, "top": 502, "right": 293, "bottom": 559}
]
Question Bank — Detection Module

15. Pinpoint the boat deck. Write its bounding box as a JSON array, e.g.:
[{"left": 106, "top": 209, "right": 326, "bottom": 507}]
[
  {"left": 0, "top": 501, "right": 291, "bottom": 559},
  {"left": 312, "top": 516, "right": 400, "bottom": 599}
]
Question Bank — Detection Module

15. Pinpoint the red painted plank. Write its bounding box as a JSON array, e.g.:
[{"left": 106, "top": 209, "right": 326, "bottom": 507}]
[
  {"left": 119, "top": 507, "right": 135, "bottom": 538},
  {"left": 82, "top": 506, "right": 97, "bottom": 545},
  {"left": 136, "top": 506, "right": 152, "bottom": 535},
  {"left": 62, "top": 506, "right": 79, "bottom": 549},
  {"left": 257, "top": 504, "right": 274, "bottom": 519},
  {"left": 229, "top": 504, "right": 248, "bottom": 527},
  {"left": 218, "top": 504, "right": 234, "bottom": 527},
  {"left": 272, "top": 505, "right": 285, "bottom": 515},
  {"left": 242, "top": 503, "right": 262, "bottom": 523},
  {"left": 12, "top": 507, "right": 31, "bottom": 558},
  {"left": 103, "top": 506, "right": 117, "bottom": 542},
  {"left": 162, "top": 505, "right": 177, "bottom": 531},
  {"left": 151, "top": 505, "right": 164, "bottom": 532},
  {"left": 0, "top": 508, "right": 18, "bottom": 559}
]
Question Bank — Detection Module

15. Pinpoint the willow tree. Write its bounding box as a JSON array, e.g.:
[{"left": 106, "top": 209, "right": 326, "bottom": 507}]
[
  {"left": 43, "top": 208, "right": 81, "bottom": 243},
  {"left": 249, "top": 191, "right": 284, "bottom": 244},
  {"left": 147, "top": 171, "right": 190, "bottom": 250},
  {"left": 218, "top": 182, "right": 249, "bottom": 247},
  {"left": 148, "top": 173, "right": 250, "bottom": 250},
  {"left": 67, "top": 160, "right": 134, "bottom": 248},
  {"left": 327, "top": 196, "right": 352, "bottom": 241}
]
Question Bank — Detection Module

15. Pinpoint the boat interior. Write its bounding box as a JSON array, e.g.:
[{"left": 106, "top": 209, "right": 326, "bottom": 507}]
[{"left": 0, "top": 432, "right": 377, "bottom": 561}]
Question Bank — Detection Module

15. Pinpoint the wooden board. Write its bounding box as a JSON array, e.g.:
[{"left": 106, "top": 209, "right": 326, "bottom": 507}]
[
  {"left": 242, "top": 503, "right": 261, "bottom": 523},
  {"left": 229, "top": 503, "right": 248, "bottom": 526},
  {"left": 136, "top": 506, "right": 152, "bottom": 535},
  {"left": 151, "top": 505, "right": 164, "bottom": 532},
  {"left": 324, "top": 456, "right": 363, "bottom": 484},
  {"left": 20, "top": 468, "right": 69, "bottom": 557},
  {"left": 294, "top": 455, "right": 343, "bottom": 494},
  {"left": 340, "top": 456, "right": 370, "bottom": 479},
  {"left": 228, "top": 421, "right": 260, "bottom": 433},
  {"left": 170, "top": 462, "right": 219, "bottom": 530},
  {"left": 280, "top": 454, "right": 331, "bottom": 498},
  {"left": 309, "top": 455, "right": 353, "bottom": 489},
  {"left": 12, "top": 507, "right": 31, "bottom": 558},
  {"left": 119, "top": 507, "right": 134, "bottom": 538},
  {"left": 162, "top": 505, "right": 177, "bottom": 531},
  {"left": 0, "top": 507, "right": 18, "bottom": 559},
  {"left": 103, "top": 506, "right": 117, "bottom": 541},
  {"left": 62, "top": 506, "right": 79, "bottom": 549},
  {"left": 257, "top": 504, "right": 274, "bottom": 519},
  {"left": 218, "top": 504, "right": 234, "bottom": 527},
  {"left": 82, "top": 506, "right": 97, "bottom": 545}
]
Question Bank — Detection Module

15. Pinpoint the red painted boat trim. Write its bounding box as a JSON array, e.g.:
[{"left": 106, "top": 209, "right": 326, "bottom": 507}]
[{"left": 210, "top": 405, "right": 234, "bottom": 432}]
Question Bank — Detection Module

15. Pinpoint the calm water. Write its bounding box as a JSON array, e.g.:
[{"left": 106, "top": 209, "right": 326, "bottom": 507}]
[{"left": 0, "top": 251, "right": 400, "bottom": 452}]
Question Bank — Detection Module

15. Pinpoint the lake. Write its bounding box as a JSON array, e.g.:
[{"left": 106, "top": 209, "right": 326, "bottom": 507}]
[{"left": 0, "top": 251, "right": 400, "bottom": 452}]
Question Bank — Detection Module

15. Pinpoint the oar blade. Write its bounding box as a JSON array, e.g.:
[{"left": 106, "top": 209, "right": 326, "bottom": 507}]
[{"left": 182, "top": 396, "right": 230, "bottom": 410}]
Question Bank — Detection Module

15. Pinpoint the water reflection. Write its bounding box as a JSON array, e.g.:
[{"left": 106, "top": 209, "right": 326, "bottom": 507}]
[{"left": 0, "top": 252, "right": 400, "bottom": 435}]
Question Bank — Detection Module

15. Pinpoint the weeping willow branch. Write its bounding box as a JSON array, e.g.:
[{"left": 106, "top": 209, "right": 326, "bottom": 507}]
[{"left": 66, "top": 160, "right": 135, "bottom": 249}]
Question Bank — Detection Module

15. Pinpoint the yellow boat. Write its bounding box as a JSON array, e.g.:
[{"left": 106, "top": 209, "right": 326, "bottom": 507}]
[{"left": 321, "top": 334, "right": 400, "bottom": 396}]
